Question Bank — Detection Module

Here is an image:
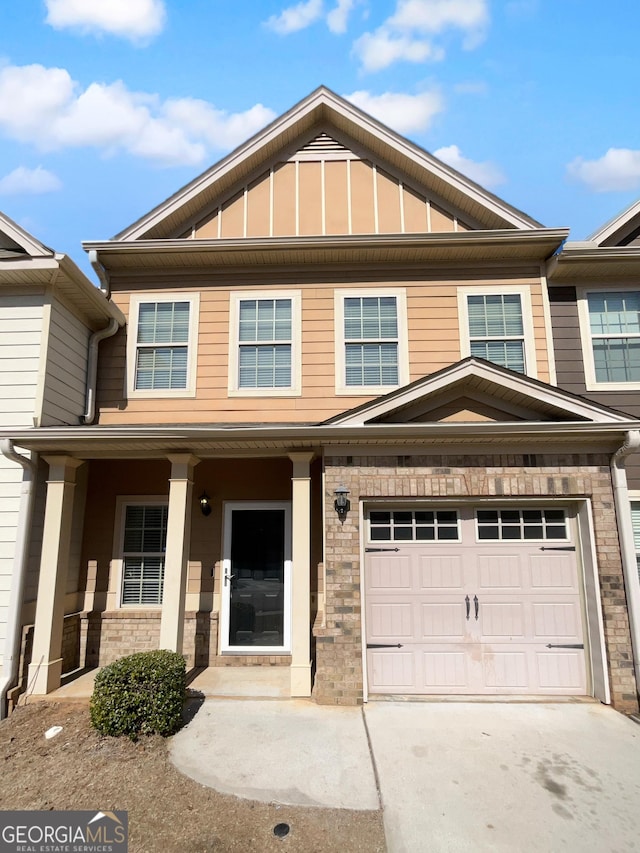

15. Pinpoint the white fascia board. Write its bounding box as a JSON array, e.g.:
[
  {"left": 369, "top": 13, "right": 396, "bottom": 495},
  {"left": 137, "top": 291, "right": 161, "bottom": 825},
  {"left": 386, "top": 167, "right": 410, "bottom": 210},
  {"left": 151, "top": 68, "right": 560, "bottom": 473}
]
[
  {"left": 587, "top": 198, "right": 640, "bottom": 245},
  {"left": 0, "top": 211, "right": 53, "bottom": 257},
  {"left": 56, "top": 255, "right": 125, "bottom": 326}
]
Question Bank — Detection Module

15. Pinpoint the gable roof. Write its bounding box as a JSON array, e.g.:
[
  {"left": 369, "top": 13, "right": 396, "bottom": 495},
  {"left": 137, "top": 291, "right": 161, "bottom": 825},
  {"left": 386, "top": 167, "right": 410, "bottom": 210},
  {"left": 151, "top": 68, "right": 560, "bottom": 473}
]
[
  {"left": 113, "top": 86, "right": 543, "bottom": 242},
  {"left": 0, "top": 211, "right": 124, "bottom": 328},
  {"left": 588, "top": 197, "right": 640, "bottom": 246},
  {"left": 325, "top": 358, "right": 632, "bottom": 426}
]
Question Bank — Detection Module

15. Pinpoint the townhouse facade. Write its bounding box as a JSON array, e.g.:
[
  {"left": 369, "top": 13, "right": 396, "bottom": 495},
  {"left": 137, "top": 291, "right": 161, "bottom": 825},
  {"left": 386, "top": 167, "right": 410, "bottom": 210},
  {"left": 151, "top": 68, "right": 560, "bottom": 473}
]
[
  {"left": 0, "top": 213, "right": 123, "bottom": 715},
  {"left": 2, "top": 88, "right": 639, "bottom": 714}
]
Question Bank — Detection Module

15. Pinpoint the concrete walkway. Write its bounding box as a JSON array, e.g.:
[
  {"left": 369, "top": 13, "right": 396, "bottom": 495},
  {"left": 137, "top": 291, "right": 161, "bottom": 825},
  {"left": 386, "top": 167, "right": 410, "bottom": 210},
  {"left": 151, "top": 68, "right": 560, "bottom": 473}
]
[{"left": 170, "top": 698, "right": 640, "bottom": 853}]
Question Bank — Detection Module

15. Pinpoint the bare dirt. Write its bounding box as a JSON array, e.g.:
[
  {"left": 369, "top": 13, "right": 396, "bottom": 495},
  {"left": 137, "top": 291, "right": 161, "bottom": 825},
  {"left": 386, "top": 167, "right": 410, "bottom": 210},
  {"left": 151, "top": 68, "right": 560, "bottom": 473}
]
[{"left": 0, "top": 701, "right": 386, "bottom": 853}]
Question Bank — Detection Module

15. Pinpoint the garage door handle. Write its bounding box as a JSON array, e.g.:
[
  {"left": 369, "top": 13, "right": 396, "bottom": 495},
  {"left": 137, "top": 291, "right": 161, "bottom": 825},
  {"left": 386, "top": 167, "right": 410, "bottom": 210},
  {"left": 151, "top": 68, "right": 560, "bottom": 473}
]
[
  {"left": 366, "top": 643, "right": 404, "bottom": 649},
  {"left": 546, "top": 643, "right": 584, "bottom": 649},
  {"left": 465, "top": 595, "right": 470, "bottom": 620},
  {"left": 474, "top": 595, "right": 479, "bottom": 621}
]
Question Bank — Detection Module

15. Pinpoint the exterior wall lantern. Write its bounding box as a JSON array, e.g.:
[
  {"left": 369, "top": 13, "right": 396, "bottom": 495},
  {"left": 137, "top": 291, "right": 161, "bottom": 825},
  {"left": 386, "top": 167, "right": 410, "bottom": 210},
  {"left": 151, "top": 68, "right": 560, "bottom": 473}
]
[
  {"left": 199, "top": 492, "right": 212, "bottom": 517},
  {"left": 334, "top": 485, "right": 351, "bottom": 524}
]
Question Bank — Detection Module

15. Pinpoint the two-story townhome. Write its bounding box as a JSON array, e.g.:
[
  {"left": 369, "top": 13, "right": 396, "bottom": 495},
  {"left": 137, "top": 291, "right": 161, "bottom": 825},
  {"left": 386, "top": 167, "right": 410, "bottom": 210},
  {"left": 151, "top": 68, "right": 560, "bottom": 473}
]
[
  {"left": 3, "top": 88, "right": 639, "bottom": 714},
  {"left": 0, "top": 212, "right": 124, "bottom": 716},
  {"left": 548, "top": 199, "right": 640, "bottom": 707}
]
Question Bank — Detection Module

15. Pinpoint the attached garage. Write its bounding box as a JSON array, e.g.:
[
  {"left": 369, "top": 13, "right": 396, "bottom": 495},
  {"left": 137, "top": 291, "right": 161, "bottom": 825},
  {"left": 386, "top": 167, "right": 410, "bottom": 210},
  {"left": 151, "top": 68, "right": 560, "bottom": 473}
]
[{"left": 364, "top": 506, "right": 588, "bottom": 696}]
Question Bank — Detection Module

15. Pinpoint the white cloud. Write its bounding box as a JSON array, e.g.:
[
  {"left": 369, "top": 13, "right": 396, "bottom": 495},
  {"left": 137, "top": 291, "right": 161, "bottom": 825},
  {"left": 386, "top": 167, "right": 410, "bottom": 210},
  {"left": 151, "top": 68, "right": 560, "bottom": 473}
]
[
  {"left": 266, "top": 0, "right": 324, "bottom": 34},
  {"left": 352, "top": 30, "right": 443, "bottom": 72},
  {"left": 344, "top": 89, "right": 444, "bottom": 134},
  {"left": 434, "top": 144, "right": 505, "bottom": 187},
  {"left": 567, "top": 148, "right": 640, "bottom": 192},
  {"left": 354, "top": 0, "right": 489, "bottom": 71},
  {"left": 0, "top": 166, "right": 62, "bottom": 195},
  {"left": 0, "top": 63, "right": 276, "bottom": 167},
  {"left": 327, "top": 0, "right": 356, "bottom": 33},
  {"left": 45, "top": 0, "right": 166, "bottom": 43}
]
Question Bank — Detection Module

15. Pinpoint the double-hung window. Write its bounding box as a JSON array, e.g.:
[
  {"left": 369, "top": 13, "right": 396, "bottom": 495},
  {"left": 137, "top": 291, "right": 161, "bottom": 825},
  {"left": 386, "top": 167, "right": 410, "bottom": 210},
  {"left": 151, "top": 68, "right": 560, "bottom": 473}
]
[
  {"left": 630, "top": 498, "right": 640, "bottom": 582},
  {"left": 229, "top": 291, "right": 301, "bottom": 395},
  {"left": 335, "top": 289, "right": 409, "bottom": 393},
  {"left": 127, "top": 294, "right": 199, "bottom": 397},
  {"left": 581, "top": 290, "right": 640, "bottom": 388},
  {"left": 458, "top": 287, "right": 536, "bottom": 376},
  {"left": 120, "top": 503, "right": 168, "bottom": 606}
]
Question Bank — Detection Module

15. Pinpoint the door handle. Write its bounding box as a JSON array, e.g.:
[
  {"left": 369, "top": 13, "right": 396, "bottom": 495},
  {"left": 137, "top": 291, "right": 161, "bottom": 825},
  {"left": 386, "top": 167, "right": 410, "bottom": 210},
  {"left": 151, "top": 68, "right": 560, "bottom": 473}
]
[
  {"left": 465, "top": 595, "right": 470, "bottom": 620},
  {"left": 224, "top": 571, "right": 235, "bottom": 586},
  {"left": 474, "top": 595, "right": 479, "bottom": 621}
]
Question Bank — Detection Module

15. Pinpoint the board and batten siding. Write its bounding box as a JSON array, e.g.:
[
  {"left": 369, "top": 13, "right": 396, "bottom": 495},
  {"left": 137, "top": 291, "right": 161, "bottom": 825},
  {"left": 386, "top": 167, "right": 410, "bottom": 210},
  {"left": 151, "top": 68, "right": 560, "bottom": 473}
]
[
  {"left": 96, "top": 268, "right": 551, "bottom": 425},
  {"left": 0, "top": 295, "right": 44, "bottom": 664}
]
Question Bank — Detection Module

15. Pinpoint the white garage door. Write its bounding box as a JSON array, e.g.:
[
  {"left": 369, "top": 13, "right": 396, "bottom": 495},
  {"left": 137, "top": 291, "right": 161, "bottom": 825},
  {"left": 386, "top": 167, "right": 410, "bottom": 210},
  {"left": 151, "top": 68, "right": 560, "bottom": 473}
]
[{"left": 365, "top": 507, "right": 587, "bottom": 696}]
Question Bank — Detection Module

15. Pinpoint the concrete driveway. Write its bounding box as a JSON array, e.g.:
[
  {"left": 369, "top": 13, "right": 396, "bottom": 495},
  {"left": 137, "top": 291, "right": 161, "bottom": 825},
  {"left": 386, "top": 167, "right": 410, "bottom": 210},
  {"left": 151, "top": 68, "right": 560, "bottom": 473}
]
[{"left": 170, "top": 699, "right": 640, "bottom": 852}]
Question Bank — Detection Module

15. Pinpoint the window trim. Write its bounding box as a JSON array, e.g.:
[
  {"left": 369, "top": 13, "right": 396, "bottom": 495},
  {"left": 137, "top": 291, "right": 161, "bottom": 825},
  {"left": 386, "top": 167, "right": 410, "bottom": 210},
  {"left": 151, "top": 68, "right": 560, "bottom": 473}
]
[
  {"left": 457, "top": 285, "right": 537, "bottom": 377},
  {"left": 126, "top": 293, "right": 200, "bottom": 399},
  {"left": 578, "top": 286, "right": 640, "bottom": 391},
  {"left": 228, "top": 290, "right": 302, "bottom": 397},
  {"left": 112, "top": 496, "right": 168, "bottom": 609},
  {"left": 334, "top": 288, "right": 409, "bottom": 395}
]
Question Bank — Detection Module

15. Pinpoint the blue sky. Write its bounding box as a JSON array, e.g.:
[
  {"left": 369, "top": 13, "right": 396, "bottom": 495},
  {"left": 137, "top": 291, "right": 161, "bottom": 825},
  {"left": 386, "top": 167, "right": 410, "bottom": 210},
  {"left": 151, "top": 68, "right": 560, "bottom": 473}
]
[{"left": 1, "top": 0, "right": 639, "bottom": 278}]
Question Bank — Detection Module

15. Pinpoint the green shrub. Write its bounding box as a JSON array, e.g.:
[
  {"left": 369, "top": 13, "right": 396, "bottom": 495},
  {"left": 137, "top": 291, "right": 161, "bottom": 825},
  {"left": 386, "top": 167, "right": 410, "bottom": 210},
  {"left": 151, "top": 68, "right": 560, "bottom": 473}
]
[{"left": 90, "top": 650, "right": 186, "bottom": 740}]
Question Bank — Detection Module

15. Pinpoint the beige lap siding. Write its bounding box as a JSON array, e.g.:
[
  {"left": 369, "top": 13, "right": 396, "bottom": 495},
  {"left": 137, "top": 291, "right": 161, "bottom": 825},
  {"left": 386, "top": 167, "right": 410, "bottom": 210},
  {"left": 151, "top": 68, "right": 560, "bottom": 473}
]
[
  {"left": 315, "top": 453, "right": 639, "bottom": 712},
  {"left": 96, "top": 269, "right": 550, "bottom": 425}
]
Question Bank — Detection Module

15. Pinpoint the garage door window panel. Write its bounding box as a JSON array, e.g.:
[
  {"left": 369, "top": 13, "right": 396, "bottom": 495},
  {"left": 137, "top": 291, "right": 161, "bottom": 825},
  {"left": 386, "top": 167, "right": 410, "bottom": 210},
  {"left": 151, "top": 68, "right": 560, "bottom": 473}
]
[
  {"left": 369, "top": 510, "right": 460, "bottom": 542},
  {"left": 476, "top": 509, "right": 568, "bottom": 541}
]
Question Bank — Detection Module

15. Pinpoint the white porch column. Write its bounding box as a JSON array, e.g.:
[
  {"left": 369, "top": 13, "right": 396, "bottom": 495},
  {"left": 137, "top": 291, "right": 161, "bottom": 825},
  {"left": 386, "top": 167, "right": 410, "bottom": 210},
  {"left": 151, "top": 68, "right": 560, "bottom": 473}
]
[
  {"left": 159, "top": 454, "right": 200, "bottom": 654},
  {"left": 289, "top": 452, "right": 314, "bottom": 697},
  {"left": 28, "top": 456, "right": 83, "bottom": 695}
]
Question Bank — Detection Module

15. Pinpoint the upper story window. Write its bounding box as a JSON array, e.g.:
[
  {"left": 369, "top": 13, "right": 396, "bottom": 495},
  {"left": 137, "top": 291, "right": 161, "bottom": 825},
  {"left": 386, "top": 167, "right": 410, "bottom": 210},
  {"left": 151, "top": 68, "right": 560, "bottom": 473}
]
[
  {"left": 127, "top": 293, "right": 199, "bottom": 398},
  {"left": 229, "top": 291, "right": 301, "bottom": 396},
  {"left": 458, "top": 286, "right": 537, "bottom": 377},
  {"left": 585, "top": 291, "right": 640, "bottom": 386},
  {"left": 335, "top": 289, "right": 409, "bottom": 394}
]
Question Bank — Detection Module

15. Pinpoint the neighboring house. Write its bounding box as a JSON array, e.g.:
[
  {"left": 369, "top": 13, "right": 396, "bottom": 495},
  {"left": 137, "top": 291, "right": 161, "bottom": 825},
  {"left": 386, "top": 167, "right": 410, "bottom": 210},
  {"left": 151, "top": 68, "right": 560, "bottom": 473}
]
[
  {"left": 0, "top": 212, "right": 124, "bottom": 715},
  {"left": 2, "top": 88, "right": 639, "bottom": 714}
]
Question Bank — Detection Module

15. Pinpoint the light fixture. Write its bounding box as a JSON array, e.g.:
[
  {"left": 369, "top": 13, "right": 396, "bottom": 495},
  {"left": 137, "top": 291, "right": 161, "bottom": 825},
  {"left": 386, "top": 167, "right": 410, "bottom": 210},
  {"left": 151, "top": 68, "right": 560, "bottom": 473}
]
[
  {"left": 334, "top": 485, "right": 350, "bottom": 524},
  {"left": 199, "top": 492, "right": 212, "bottom": 517}
]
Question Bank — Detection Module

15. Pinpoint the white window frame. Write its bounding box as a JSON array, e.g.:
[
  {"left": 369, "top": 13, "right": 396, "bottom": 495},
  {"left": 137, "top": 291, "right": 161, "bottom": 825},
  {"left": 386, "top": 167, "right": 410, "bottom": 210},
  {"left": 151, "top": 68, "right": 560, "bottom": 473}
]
[
  {"left": 228, "top": 290, "right": 302, "bottom": 397},
  {"left": 578, "top": 286, "right": 640, "bottom": 391},
  {"left": 113, "top": 496, "right": 168, "bottom": 609},
  {"left": 126, "top": 293, "right": 199, "bottom": 399},
  {"left": 457, "top": 285, "right": 537, "bottom": 377},
  {"left": 629, "top": 492, "right": 640, "bottom": 583},
  {"left": 334, "top": 288, "right": 409, "bottom": 395}
]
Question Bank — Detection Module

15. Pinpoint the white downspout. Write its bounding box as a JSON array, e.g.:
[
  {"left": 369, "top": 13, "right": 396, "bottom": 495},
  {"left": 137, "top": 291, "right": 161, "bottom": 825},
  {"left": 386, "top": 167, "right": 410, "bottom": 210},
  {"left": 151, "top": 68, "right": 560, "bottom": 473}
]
[
  {"left": 611, "top": 429, "right": 640, "bottom": 696},
  {"left": 81, "top": 318, "right": 120, "bottom": 424},
  {"left": 0, "top": 440, "right": 36, "bottom": 718}
]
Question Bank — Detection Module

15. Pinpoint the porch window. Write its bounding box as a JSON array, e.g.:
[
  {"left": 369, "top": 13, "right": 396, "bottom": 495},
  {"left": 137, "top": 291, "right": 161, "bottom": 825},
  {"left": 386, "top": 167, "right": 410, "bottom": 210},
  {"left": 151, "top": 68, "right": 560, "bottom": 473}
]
[
  {"left": 631, "top": 501, "right": 640, "bottom": 581},
  {"left": 466, "top": 293, "right": 526, "bottom": 373},
  {"left": 587, "top": 291, "right": 640, "bottom": 383},
  {"left": 335, "top": 289, "right": 409, "bottom": 394},
  {"left": 121, "top": 504, "right": 168, "bottom": 605},
  {"left": 229, "top": 291, "right": 301, "bottom": 395},
  {"left": 127, "top": 293, "right": 199, "bottom": 397}
]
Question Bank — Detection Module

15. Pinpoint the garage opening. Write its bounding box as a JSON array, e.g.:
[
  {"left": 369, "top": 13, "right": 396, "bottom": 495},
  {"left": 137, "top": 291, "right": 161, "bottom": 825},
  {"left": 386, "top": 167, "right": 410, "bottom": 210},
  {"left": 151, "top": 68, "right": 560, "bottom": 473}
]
[{"left": 364, "top": 506, "right": 588, "bottom": 696}]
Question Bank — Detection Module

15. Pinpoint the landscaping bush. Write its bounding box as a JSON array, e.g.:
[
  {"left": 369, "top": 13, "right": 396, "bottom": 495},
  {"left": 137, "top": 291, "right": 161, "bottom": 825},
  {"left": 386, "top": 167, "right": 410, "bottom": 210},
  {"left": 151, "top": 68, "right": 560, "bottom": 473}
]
[{"left": 90, "top": 650, "right": 186, "bottom": 739}]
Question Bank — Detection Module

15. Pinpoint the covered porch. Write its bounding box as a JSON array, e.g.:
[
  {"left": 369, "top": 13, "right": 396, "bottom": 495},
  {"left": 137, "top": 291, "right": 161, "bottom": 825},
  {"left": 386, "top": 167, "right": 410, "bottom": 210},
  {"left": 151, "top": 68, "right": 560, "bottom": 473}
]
[{"left": 18, "top": 440, "right": 323, "bottom": 703}]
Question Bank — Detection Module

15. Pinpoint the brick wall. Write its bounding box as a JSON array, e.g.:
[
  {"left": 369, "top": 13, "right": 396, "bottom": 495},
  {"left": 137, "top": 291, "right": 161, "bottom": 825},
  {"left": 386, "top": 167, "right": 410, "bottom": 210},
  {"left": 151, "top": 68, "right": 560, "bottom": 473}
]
[{"left": 314, "top": 452, "right": 639, "bottom": 713}]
